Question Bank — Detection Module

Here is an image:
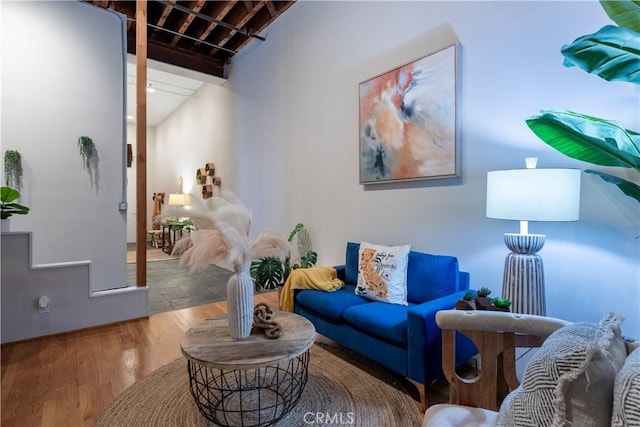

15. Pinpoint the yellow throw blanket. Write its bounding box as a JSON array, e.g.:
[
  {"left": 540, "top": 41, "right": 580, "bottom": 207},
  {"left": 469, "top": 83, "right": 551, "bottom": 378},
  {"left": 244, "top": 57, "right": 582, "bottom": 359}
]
[{"left": 280, "top": 267, "right": 344, "bottom": 312}]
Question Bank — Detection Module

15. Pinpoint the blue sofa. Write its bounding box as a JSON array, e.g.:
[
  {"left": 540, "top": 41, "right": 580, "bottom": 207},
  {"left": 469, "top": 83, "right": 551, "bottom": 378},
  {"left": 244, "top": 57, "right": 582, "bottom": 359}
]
[{"left": 294, "top": 242, "right": 477, "bottom": 389}]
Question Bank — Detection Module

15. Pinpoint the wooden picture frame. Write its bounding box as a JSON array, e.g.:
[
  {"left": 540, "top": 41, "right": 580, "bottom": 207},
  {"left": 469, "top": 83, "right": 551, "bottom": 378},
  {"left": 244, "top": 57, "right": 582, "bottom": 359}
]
[{"left": 359, "top": 44, "right": 459, "bottom": 184}]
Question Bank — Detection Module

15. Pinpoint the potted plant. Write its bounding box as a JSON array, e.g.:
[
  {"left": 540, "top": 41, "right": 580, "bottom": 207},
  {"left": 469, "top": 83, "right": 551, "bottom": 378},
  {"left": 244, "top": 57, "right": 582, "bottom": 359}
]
[
  {"left": 491, "top": 297, "right": 512, "bottom": 312},
  {"left": 4, "top": 150, "right": 23, "bottom": 191},
  {"left": 167, "top": 217, "right": 194, "bottom": 233},
  {"left": 526, "top": 1, "right": 640, "bottom": 204},
  {"left": 1, "top": 186, "right": 29, "bottom": 232},
  {"left": 456, "top": 289, "right": 476, "bottom": 310},
  {"left": 250, "top": 223, "right": 318, "bottom": 293},
  {"left": 476, "top": 287, "right": 493, "bottom": 310}
]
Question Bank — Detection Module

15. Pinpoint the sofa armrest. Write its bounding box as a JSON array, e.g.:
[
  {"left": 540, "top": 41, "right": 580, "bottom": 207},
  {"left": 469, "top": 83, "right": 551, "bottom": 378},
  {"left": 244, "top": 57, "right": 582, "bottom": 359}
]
[
  {"left": 458, "top": 271, "right": 470, "bottom": 293},
  {"left": 334, "top": 264, "right": 346, "bottom": 282},
  {"left": 406, "top": 290, "right": 476, "bottom": 384}
]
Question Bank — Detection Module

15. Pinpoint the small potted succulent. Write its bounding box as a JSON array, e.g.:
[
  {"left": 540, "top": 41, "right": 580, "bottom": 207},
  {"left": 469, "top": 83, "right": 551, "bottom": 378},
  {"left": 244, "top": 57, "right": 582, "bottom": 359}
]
[
  {"left": 491, "top": 297, "right": 512, "bottom": 312},
  {"left": 456, "top": 289, "right": 476, "bottom": 310},
  {"left": 476, "top": 287, "right": 493, "bottom": 310}
]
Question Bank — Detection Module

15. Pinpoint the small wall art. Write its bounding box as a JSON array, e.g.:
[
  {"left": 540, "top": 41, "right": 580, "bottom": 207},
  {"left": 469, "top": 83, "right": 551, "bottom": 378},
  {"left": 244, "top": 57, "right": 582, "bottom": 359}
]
[
  {"left": 196, "top": 162, "right": 221, "bottom": 199},
  {"left": 359, "top": 44, "right": 459, "bottom": 184}
]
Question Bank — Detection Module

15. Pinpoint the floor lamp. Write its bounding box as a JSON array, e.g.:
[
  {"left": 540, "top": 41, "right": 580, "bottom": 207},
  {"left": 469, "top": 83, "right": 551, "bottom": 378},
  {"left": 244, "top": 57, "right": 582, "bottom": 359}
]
[{"left": 486, "top": 158, "right": 581, "bottom": 315}]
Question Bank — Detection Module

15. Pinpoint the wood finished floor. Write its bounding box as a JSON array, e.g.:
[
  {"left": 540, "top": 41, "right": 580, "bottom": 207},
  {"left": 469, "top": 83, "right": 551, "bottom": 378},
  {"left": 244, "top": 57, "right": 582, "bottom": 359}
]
[{"left": 1, "top": 292, "right": 451, "bottom": 427}]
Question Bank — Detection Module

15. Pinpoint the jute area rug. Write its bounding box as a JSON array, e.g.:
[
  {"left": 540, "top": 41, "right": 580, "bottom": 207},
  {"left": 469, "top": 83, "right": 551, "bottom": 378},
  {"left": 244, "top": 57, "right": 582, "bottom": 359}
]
[{"left": 96, "top": 338, "right": 423, "bottom": 426}]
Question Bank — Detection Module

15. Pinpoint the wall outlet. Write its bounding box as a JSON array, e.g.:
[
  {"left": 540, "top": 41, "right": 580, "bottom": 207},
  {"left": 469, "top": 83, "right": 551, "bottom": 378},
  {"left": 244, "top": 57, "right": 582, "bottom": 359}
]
[
  {"left": 118, "top": 202, "right": 128, "bottom": 211},
  {"left": 38, "top": 296, "right": 50, "bottom": 313}
]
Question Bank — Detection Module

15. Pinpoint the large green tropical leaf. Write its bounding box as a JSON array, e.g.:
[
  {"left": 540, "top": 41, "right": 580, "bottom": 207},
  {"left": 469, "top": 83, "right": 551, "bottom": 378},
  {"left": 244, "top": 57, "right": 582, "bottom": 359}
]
[
  {"left": 287, "top": 223, "right": 304, "bottom": 242},
  {"left": 0, "top": 202, "right": 29, "bottom": 219},
  {"left": 253, "top": 223, "right": 318, "bottom": 289},
  {"left": 600, "top": 0, "right": 640, "bottom": 33},
  {"left": 299, "top": 251, "right": 318, "bottom": 269},
  {"left": 586, "top": 169, "right": 640, "bottom": 202},
  {"left": 561, "top": 25, "right": 640, "bottom": 84},
  {"left": 526, "top": 110, "right": 640, "bottom": 170},
  {"left": 0, "top": 186, "right": 20, "bottom": 203},
  {"left": 250, "top": 257, "right": 284, "bottom": 290}
]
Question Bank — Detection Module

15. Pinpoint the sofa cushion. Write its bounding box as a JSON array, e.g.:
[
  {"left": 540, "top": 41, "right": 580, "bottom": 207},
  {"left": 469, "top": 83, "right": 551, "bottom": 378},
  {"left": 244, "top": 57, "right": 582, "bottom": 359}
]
[
  {"left": 342, "top": 301, "right": 410, "bottom": 347},
  {"left": 345, "top": 242, "right": 360, "bottom": 284},
  {"left": 611, "top": 346, "right": 640, "bottom": 426},
  {"left": 406, "top": 252, "right": 459, "bottom": 304},
  {"left": 355, "top": 241, "right": 410, "bottom": 305},
  {"left": 496, "top": 313, "right": 627, "bottom": 427},
  {"left": 295, "top": 285, "right": 369, "bottom": 322}
]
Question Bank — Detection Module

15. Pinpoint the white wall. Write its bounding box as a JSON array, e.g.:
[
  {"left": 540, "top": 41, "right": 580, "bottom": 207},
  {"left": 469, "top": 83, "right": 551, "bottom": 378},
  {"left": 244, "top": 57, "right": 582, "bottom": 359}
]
[
  {"left": 228, "top": 2, "right": 640, "bottom": 337},
  {"left": 125, "top": 81, "right": 231, "bottom": 243},
  {"left": 1, "top": 1, "right": 128, "bottom": 292},
  {"left": 1, "top": 233, "right": 147, "bottom": 343},
  {"left": 151, "top": 83, "right": 234, "bottom": 207}
]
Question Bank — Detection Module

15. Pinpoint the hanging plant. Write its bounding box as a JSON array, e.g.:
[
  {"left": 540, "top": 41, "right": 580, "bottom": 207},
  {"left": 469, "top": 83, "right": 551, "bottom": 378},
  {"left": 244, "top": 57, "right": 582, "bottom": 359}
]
[
  {"left": 78, "top": 136, "right": 99, "bottom": 188},
  {"left": 78, "top": 136, "right": 95, "bottom": 170},
  {"left": 4, "top": 150, "right": 23, "bottom": 191}
]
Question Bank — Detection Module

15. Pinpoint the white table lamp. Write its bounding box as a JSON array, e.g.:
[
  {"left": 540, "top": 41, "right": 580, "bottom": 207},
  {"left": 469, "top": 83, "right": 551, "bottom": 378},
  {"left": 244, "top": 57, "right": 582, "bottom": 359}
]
[
  {"left": 168, "top": 193, "right": 187, "bottom": 208},
  {"left": 168, "top": 193, "right": 188, "bottom": 220},
  {"left": 486, "top": 158, "right": 581, "bottom": 315}
]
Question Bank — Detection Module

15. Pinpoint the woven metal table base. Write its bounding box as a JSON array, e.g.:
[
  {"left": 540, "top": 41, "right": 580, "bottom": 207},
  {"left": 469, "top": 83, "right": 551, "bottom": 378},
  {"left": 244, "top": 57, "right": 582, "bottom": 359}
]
[{"left": 187, "top": 351, "right": 310, "bottom": 427}]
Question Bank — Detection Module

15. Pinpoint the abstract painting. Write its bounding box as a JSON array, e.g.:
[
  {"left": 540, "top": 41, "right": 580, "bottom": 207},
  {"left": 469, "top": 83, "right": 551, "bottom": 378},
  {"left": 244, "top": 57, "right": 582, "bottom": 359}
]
[{"left": 359, "top": 44, "right": 459, "bottom": 184}]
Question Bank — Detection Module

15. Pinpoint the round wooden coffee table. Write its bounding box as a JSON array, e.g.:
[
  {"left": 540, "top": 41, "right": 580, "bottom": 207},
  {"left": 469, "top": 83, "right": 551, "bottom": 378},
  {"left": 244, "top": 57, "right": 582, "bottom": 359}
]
[{"left": 181, "top": 311, "right": 316, "bottom": 427}]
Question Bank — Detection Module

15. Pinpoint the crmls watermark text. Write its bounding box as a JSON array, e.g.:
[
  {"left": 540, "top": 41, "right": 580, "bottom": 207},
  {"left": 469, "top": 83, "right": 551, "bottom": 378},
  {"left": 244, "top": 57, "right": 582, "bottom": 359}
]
[{"left": 303, "top": 412, "right": 355, "bottom": 425}]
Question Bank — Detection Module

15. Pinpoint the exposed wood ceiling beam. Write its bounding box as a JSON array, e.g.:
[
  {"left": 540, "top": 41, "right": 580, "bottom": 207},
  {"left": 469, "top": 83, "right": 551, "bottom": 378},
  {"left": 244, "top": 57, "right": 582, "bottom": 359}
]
[
  {"left": 169, "top": 0, "right": 206, "bottom": 46},
  {"left": 82, "top": 0, "right": 296, "bottom": 78},
  {"left": 195, "top": 1, "right": 237, "bottom": 46},
  {"left": 127, "top": 35, "right": 226, "bottom": 76},
  {"left": 264, "top": 1, "right": 276, "bottom": 17},
  {"left": 212, "top": 1, "right": 294, "bottom": 56},
  {"left": 155, "top": 0, "right": 176, "bottom": 28},
  {"left": 208, "top": 0, "right": 263, "bottom": 56},
  {"left": 155, "top": 0, "right": 264, "bottom": 40}
]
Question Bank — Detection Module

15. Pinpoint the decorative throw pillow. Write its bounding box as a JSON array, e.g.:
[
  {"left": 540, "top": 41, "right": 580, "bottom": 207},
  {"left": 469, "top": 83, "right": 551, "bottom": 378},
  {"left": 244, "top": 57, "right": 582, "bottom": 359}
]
[
  {"left": 611, "top": 346, "right": 640, "bottom": 426},
  {"left": 355, "top": 241, "right": 410, "bottom": 305},
  {"left": 497, "top": 313, "right": 627, "bottom": 427}
]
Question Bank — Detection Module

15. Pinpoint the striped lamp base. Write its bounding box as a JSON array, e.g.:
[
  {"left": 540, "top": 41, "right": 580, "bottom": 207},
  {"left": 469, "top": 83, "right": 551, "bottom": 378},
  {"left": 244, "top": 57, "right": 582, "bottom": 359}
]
[{"left": 502, "top": 233, "right": 546, "bottom": 316}]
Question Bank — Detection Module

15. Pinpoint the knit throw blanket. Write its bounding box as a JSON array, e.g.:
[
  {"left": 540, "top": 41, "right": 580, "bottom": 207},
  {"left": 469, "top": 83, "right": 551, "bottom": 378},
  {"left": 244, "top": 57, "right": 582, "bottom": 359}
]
[{"left": 280, "top": 267, "right": 344, "bottom": 312}]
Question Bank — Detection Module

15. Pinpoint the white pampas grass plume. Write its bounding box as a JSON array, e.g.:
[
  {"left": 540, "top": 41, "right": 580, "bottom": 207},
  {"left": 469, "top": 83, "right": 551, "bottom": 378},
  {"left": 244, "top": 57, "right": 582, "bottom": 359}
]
[
  {"left": 171, "top": 194, "right": 216, "bottom": 231},
  {"left": 175, "top": 230, "right": 231, "bottom": 272},
  {"left": 251, "top": 229, "right": 290, "bottom": 259},
  {"left": 164, "top": 191, "right": 288, "bottom": 274},
  {"left": 171, "top": 235, "right": 193, "bottom": 256}
]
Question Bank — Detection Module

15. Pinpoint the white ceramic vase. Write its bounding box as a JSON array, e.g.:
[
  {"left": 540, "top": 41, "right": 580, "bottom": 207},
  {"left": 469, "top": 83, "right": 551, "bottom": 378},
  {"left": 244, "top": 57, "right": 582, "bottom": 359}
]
[
  {"left": 1, "top": 219, "right": 10, "bottom": 233},
  {"left": 226, "top": 264, "right": 254, "bottom": 339}
]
